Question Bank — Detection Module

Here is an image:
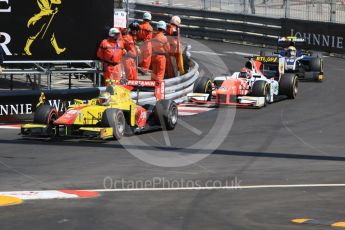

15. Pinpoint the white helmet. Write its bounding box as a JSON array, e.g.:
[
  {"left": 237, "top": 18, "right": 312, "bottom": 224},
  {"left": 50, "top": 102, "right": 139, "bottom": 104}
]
[
  {"left": 143, "top": 12, "right": 152, "bottom": 21},
  {"left": 109, "top": 28, "right": 120, "bottom": 38},
  {"left": 157, "top": 21, "right": 167, "bottom": 31},
  {"left": 170, "top": 16, "right": 181, "bottom": 26}
]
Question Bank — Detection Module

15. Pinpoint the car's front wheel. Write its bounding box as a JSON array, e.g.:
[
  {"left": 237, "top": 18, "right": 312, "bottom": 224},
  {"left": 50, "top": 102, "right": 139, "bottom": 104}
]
[
  {"left": 251, "top": 80, "right": 270, "bottom": 106},
  {"left": 102, "top": 109, "right": 126, "bottom": 140},
  {"left": 154, "top": 100, "right": 178, "bottom": 130},
  {"left": 33, "top": 105, "right": 58, "bottom": 125},
  {"left": 279, "top": 74, "right": 298, "bottom": 99}
]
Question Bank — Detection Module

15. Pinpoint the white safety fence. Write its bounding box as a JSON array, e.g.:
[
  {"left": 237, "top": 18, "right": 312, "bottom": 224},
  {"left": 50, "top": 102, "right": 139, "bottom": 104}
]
[{"left": 130, "top": 0, "right": 345, "bottom": 23}]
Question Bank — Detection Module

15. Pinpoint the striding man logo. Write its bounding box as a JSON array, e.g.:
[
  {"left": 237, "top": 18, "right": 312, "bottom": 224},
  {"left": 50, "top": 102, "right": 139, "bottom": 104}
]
[
  {"left": 36, "top": 92, "right": 46, "bottom": 108},
  {"left": 24, "top": 0, "right": 66, "bottom": 56}
]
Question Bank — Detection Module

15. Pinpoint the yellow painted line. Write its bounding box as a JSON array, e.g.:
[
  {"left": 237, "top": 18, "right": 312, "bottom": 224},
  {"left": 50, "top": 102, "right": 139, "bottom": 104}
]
[
  {"left": 291, "top": 218, "right": 311, "bottom": 224},
  {"left": 332, "top": 222, "right": 345, "bottom": 228},
  {"left": 0, "top": 196, "right": 23, "bottom": 206}
]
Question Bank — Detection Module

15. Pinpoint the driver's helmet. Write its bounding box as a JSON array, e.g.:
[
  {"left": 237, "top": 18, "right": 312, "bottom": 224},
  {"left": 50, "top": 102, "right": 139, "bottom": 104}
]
[
  {"left": 287, "top": 46, "right": 297, "bottom": 57},
  {"left": 98, "top": 91, "right": 111, "bottom": 106},
  {"left": 239, "top": 67, "right": 252, "bottom": 78}
]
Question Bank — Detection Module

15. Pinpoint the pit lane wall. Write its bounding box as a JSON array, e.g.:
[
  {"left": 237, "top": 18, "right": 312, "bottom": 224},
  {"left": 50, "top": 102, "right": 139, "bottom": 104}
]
[
  {"left": 132, "top": 3, "right": 345, "bottom": 54},
  {"left": 0, "top": 60, "right": 198, "bottom": 123}
]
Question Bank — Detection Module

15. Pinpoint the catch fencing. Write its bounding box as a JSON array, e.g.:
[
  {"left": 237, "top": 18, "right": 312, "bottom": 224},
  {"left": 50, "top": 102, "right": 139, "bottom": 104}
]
[
  {"left": 131, "top": 2, "right": 345, "bottom": 54},
  {"left": 132, "top": 2, "right": 282, "bottom": 46},
  {"left": 132, "top": 0, "right": 345, "bottom": 23}
]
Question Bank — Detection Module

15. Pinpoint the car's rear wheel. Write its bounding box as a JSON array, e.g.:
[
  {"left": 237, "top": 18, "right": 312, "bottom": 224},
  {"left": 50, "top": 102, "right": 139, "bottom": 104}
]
[
  {"left": 154, "top": 100, "right": 178, "bottom": 130},
  {"left": 279, "top": 74, "right": 298, "bottom": 99},
  {"left": 102, "top": 109, "right": 126, "bottom": 140},
  {"left": 193, "top": 76, "right": 213, "bottom": 101},
  {"left": 309, "top": 58, "right": 323, "bottom": 81},
  {"left": 251, "top": 80, "right": 270, "bottom": 106},
  {"left": 310, "top": 57, "right": 322, "bottom": 72}
]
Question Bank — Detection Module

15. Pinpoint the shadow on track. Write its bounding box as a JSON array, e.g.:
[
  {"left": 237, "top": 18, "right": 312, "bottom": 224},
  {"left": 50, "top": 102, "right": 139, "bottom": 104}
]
[{"left": 1, "top": 138, "right": 345, "bottom": 162}]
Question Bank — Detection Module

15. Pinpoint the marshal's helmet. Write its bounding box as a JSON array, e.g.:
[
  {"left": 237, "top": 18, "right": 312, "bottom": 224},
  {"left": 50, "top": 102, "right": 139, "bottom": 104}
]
[
  {"left": 129, "top": 21, "right": 140, "bottom": 32},
  {"left": 129, "top": 21, "right": 140, "bottom": 36},
  {"left": 109, "top": 27, "right": 120, "bottom": 38},
  {"left": 157, "top": 21, "right": 167, "bottom": 31},
  {"left": 170, "top": 16, "right": 181, "bottom": 26},
  {"left": 143, "top": 12, "right": 152, "bottom": 21}
]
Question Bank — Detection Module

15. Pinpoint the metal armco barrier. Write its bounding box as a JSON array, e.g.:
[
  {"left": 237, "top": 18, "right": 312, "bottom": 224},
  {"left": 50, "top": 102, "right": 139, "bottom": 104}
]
[
  {"left": 132, "top": 3, "right": 280, "bottom": 46},
  {"left": 132, "top": 3, "right": 345, "bottom": 54},
  {"left": 131, "top": 61, "right": 199, "bottom": 104}
]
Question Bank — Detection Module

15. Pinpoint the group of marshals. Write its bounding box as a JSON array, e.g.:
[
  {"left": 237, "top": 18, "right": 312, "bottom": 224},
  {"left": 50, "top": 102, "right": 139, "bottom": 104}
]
[{"left": 97, "top": 12, "right": 184, "bottom": 86}]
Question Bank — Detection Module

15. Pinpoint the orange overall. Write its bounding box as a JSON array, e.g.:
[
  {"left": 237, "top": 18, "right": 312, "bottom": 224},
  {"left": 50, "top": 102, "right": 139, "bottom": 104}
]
[
  {"left": 97, "top": 38, "right": 125, "bottom": 85},
  {"left": 138, "top": 21, "right": 153, "bottom": 73},
  {"left": 151, "top": 31, "right": 170, "bottom": 82},
  {"left": 166, "top": 24, "right": 179, "bottom": 78},
  {"left": 123, "top": 34, "right": 138, "bottom": 80}
]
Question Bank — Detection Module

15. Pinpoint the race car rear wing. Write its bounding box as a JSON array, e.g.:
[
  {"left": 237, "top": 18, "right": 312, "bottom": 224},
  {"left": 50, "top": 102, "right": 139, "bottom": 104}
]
[
  {"left": 248, "top": 56, "right": 285, "bottom": 77},
  {"left": 108, "top": 79, "right": 166, "bottom": 101},
  {"left": 278, "top": 36, "right": 305, "bottom": 43},
  {"left": 253, "top": 56, "right": 279, "bottom": 63},
  {"left": 277, "top": 36, "right": 306, "bottom": 48},
  {"left": 126, "top": 80, "right": 165, "bottom": 101}
]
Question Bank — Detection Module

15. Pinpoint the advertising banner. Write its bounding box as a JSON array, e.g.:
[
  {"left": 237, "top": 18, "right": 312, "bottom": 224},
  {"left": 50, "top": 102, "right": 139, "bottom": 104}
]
[
  {"left": 282, "top": 19, "right": 345, "bottom": 54},
  {"left": 0, "top": 88, "right": 100, "bottom": 123},
  {"left": 0, "top": 0, "right": 114, "bottom": 61}
]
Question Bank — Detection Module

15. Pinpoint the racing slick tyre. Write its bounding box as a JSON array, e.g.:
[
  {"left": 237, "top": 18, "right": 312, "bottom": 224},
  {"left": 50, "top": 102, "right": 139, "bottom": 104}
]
[
  {"left": 251, "top": 80, "right": 270, "bottom": 106},
  {"left": 279, "top": 74, "right": 298, "bottom": 99},
  {"left": 309, "top": 58, "right": 323, "bottom": 81},
  {"left": 33, "top": 105, "right": 58, "bottom": 125},
  {"left": 101, "top": 109, "right": 126, "bottom": 140},
  {"left": 193, "top": 76, "right": 213, "bottom": 101},
  {"left": 310, "top": 57, "right": 322, "bottom": 72},
  {"left": 154, "top": 100, "right": 178, "bottom": 130}
]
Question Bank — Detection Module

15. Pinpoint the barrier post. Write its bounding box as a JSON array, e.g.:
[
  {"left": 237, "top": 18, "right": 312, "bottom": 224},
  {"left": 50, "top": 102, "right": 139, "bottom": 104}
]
[
  {"left": 284, "top": 0, "right": 290, "bottom": 18},
  {"left": 331, "top": 0, "right": 336, "bottom": 22},
  {"left": 203, "top": 0, "right": 207, "bottom": 10}
]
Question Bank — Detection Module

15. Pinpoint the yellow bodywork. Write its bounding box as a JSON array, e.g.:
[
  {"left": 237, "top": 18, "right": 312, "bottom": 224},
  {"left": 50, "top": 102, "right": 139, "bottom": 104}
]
[
  {"left": 67, "top": 85, "right": 137, "bottom": 127},
  {"left": 79, "top": 127, "right": 114, "bottom": 140},
  {"left": 21, "top": 85, "right": 138, "bottom": 139},
  {"left": 22, "top": 124, "right": 48, "bottom": 129}
]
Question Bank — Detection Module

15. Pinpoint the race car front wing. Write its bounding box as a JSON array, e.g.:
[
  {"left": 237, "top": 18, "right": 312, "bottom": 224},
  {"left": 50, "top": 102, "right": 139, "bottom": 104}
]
[{"left": 187, "top": 93, "right": 266, "bottom": 108}]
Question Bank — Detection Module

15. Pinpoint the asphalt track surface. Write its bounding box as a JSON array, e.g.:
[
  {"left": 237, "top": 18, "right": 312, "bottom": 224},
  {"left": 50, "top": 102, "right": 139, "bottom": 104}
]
[{"left": 1, "top": 39, "right": 345, "bottom": 230}]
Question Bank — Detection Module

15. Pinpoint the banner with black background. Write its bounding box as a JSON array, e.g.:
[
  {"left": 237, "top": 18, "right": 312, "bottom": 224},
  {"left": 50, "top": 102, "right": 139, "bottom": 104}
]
[
  {"left": 0, "top": 88, "right": 100, "bottom": 123},
  {"left": 282, "top": 18, "right": 345, "bottom": 54},
  {"left": 0, "top": 0, "right": 113, "bottom": 61}
]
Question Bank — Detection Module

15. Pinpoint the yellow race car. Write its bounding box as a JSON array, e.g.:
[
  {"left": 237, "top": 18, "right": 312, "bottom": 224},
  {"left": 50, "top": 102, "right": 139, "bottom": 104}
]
[{"left": 21, "top": 85, "right": 178, "bottom": 140}]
